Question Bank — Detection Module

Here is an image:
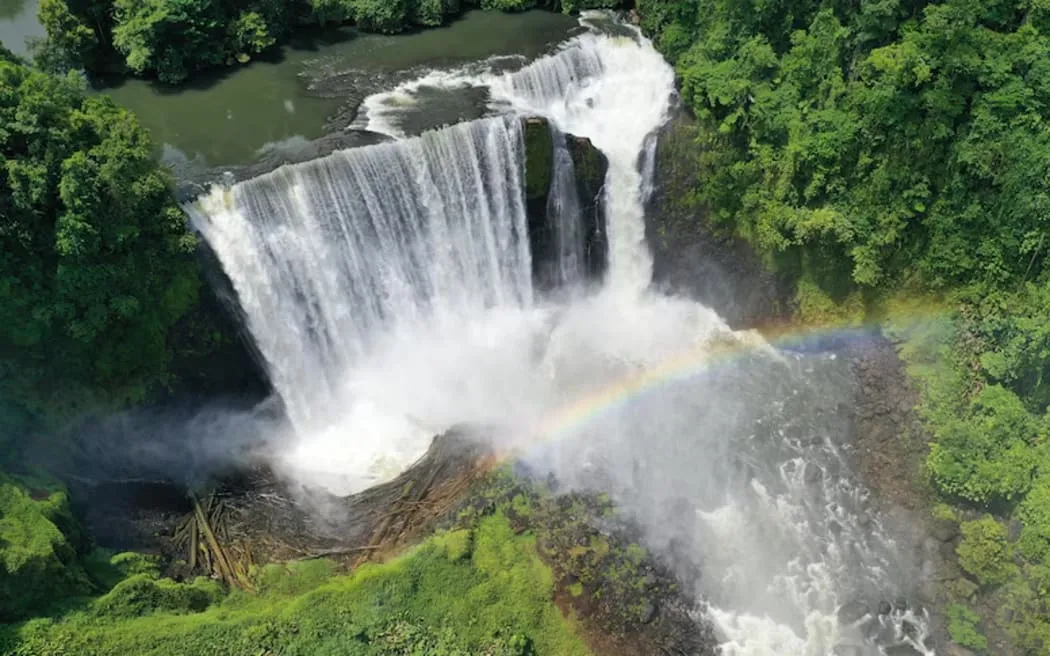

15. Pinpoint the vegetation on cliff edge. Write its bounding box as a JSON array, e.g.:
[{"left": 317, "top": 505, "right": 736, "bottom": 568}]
[
  {"left": 0, "top": 52, "right": 250, "bottom": 440},
  {"left": 0, "top": 511, "right": 590, "bottom": 655},
  {"left": 637, "top": 0, "right": 1050, "bottom": 651}
]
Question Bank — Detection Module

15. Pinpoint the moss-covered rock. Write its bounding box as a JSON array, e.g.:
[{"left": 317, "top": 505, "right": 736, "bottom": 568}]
[
  {"left": 458, "top": 471, "right": 717, "bottom": 655},
  {"left": 524, "top": 117, "right": 554, "bottom": 200},
  {"left": 92, "top": 574, "right": 223, "bottom": 619},
  {"left": 567, "top": 134, "right": 608, "bottom": 280},
  {"left": 0, "top": 474, "right": 92, "bottom": 621},
  {"left": 1, "top": 513, "right": 590, "bottom": 656},
  {"left": 522, "top": 117, "right": 608, "bottom": 289}
]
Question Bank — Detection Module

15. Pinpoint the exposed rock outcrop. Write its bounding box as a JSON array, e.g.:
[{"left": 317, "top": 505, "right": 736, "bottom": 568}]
[
  {"left": 644, "top": 110, "right": 784, "bottom": 328},
  {"left": 524, "top": 116, "right": 608, "bottom": 290}
]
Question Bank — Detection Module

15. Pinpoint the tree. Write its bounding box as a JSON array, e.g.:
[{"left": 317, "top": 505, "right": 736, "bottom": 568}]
[
  {"left": 36, "top": 0, "right": 100, "bottom": 69},
  {"left": 0, "top": 58, "right": 201, "bottom": 417},
  {"left": 957, "top": 516, "right": 1016, "bottom": 587},
  {"left": 111, "top": 0, "right": 228, "bottom": 84}
]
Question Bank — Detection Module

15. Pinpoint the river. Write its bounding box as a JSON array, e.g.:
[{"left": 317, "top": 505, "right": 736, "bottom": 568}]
[
  {"left": 0, "top": 0, "right": 44, "bottom": 56},
  {"left": 0, "top": 7, "right": 576, "bottom": 167}
]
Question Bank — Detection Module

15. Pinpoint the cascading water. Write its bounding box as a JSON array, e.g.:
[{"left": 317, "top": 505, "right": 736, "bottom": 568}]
[
  {"left": 193, "top": 13, "right": 936, "bottom": 655},
  {"left": 542, "top": 122, "right": 586, "bottom": 289},
  {"left": 187, "top": 116, "right": 537, "bottom": 492}
]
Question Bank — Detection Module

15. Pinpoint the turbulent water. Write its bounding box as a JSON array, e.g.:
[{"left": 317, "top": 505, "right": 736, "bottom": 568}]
[
  {"left": 188, "top": 116, "right": 536, "bottom": 491},
  {"left": 191, "top": 13, "right": 935, "bottom": 656}
]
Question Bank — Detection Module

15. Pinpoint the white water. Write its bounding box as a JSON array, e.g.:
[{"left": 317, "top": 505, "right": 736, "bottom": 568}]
[
  {"left": 192, "top": 14, "right": 935, "bottom": 656},
  {"left": 358, "top": 16, "right": 675, "bottom": 291},
  {"left": 188, "top": 116, "right": 536, "bottom": 492}
]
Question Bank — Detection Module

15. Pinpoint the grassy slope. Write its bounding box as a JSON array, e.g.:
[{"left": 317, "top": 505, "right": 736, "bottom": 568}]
[{"left": 1, "top": 513, "right": 589, "bottom": 656}]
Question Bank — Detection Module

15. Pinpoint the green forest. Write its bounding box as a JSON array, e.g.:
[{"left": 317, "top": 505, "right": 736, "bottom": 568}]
[
  {"left": 36, "top": 0, "right": 619, "bottom": 83},
  {"left": 638, "top": 0, "right": 1050, "bottom": 649},
  {"left": 0, "top": 47, "right": 208, "bottom": 420},
  {"left": 4, "top": 0, "right": 1050, "bottom": 653}
]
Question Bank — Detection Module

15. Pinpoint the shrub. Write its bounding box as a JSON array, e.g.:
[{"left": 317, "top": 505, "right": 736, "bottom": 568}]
[
  {"left": 946, "top": 603, "right": 988, "bottom": 652},
  {"left": 0, "top": 475, "right": 91, "bottom": 620},
  {"left": 352, "top": 0, "right": 409, "bottom": 33},
  {"left": 957, "top": 517, "right": 1015, "bottom": 588},
  {"left": 927, "top": 386, "right": 1039, "bottom": 506}
]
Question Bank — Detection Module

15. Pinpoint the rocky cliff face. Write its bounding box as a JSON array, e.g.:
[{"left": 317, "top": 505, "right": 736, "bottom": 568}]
[
  {"left": 524, "top": 117, "right": 608, "bottom": 291},
  {"left": 644, "top": 110, "right": 785, "bottom": 328}
]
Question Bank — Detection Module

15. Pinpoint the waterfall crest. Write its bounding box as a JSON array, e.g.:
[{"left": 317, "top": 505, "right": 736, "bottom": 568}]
[{"left": 187, "top": 116, "right": 533, "bottom": 436}]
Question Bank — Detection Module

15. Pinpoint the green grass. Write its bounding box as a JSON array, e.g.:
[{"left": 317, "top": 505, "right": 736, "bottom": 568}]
[
  {"left": 0, "top": 474, "right": 92, "bottom": 620},
  {"left": 0, "top": 513, "right": 590, "bottom": 656}
]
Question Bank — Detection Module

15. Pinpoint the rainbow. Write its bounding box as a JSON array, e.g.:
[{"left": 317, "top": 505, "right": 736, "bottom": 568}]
[{"left": 521, "top": 306, "right": 949, "bottom": 449}]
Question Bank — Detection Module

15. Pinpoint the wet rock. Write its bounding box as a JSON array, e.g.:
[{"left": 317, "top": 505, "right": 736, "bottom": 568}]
[
  {"left": 866, "top": 618, "right": 899, "bottom": 644},
  {"left": 523, "top": 117, "right": 608, "bottom": 289},
  {"left": 884, "top": 645, "right": 923, "bottom": 656},
  {"left": 837, "top": 600, "right": 871, "bottom": 625},
  {"left": 804, "top": 463, "right": 823, "bottom": 485},
  {"left": 644, "top": 111, "right": 783, "bottom": 328},
  {"left": 878, "top": 600, "right": 892, "bottom": 615},
  {"left": 938, "top": 539, "right": 958, "bottom": 561},
  {"left": 833, "top": 645, "right": 865, "bottom": 656},
  {"left": 901, "top": 618, "right": 919, "bottom": 640},
  {"left": 930, "top": 517, "right": 959, "bottom": 542},
  {"left": 523, "top": 117, "right": 554, "bottom": 200}
]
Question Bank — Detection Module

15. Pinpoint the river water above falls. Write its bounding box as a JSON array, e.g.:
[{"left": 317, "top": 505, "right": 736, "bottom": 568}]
[
  {"left": 103, "top": 10, "right": 577, "bottom": 167},
  {"left": 183, "top": 13, "right": 935, "bottom": 656}
]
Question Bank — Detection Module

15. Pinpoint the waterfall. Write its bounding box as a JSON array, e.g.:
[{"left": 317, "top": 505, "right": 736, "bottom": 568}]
[
  {"left": 357, "top": 20, "right": 675, "bottom": 293},
  {"left": 193, "top": 14, "right": 936, "bottom": 656},
  {"left": 542, "top": 122, "right": 586, "bottom": 289},
  {"left": 488, "top": 27, "right": 675, "bottom": 292},
  {"left": 186, "top": 116, "right": 533, "bottom": 439}
]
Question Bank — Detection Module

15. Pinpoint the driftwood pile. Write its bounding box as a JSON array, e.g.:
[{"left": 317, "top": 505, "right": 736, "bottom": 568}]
[{"left": 73, "top": 428, "right": 495, "bottom": 586}]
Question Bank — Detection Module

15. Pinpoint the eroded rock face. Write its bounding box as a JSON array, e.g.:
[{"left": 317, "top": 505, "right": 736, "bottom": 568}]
[
  {"left": 644, "top": 110, "right": 783, "bottom": 328},
  {"left": 523, "top": 117, "right": 608, "bottom": 291},
  {"left": 567, "top": 132, "right": 608, "bottom": 281}
]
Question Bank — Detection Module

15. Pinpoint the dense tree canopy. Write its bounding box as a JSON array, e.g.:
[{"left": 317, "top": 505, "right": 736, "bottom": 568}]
[
  {"left": 37, "top": 0, "right": 623, "bottom": 84},
  {"left": 637, "top": 0, "right": 1050, "bottom": 649},
  {"left": 0, "top": 54, "right": 202, "bottom": 417},
  {"left": 641, "top": 0, "right": 1050, "bottom": 293}
]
